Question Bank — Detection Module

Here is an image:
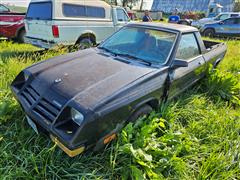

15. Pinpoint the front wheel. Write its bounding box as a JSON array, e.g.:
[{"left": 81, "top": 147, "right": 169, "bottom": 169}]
[
  {"left": 93, "top": 104, "right": 153, "bottom": 152},
  {"left": 203, "top": 29, "right": 215, "bottom": 37},
  {"left": 128, "top": 104, "right": 153, "bottom": 123}
]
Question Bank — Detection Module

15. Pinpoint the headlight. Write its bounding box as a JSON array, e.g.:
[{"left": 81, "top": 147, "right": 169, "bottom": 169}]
[
  {"left": 71, "top": 108, "right": 84, "bottom": 126},
  {"left": 24, "top": 73, "right": 30, "bottom": 81}
]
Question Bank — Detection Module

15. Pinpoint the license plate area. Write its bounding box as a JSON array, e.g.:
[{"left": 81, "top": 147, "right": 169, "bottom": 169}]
[{"left": 26, "top": 116, "right": 39, "bottom": 134}]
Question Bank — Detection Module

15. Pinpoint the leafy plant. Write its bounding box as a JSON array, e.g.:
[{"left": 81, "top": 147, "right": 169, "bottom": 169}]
[
  {"left": 201, "top": 66, "right": 240, "bottom": 106},
  {"left": 0, "top": 40, "right": 239, "bottom": 179}
]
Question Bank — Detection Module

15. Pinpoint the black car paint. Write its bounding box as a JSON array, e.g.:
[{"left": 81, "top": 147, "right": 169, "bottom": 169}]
[{"left": 11, "top": 23, "right": 227, "bottom": 153}]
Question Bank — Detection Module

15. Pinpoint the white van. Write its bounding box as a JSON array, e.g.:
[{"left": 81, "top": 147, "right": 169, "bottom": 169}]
[{"left": 24, "top": 0, "right": 130, "bottom": 49}]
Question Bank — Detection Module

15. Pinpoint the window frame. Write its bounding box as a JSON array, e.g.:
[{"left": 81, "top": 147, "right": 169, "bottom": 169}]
[
  {"left": 0, "top": 4, "right": 10, "bottom": 12},
  {"left": 62, "top": 3, "right": 106, "bottom": 19},
  {"left": 26, "top": 1, "right": 53, "bottom": 20},
  {"left": 175, "top": 32, "right": 202, "bottom": 61},
  {"left": 116, "top": 8, "right": 129, "bottom": 22},
  {"left": 99, "top": 26, "right": 179, "bottom": 66}
]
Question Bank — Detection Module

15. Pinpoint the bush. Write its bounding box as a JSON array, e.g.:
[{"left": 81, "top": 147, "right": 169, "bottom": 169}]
[{"left": 201, "top": 67, "right": 240, "bottom": 106}]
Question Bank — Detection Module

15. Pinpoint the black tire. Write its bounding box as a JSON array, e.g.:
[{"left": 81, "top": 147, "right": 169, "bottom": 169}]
[
  {"left": 77, "top": 37, "right": 93, "bottom": 50},
  {"left": 203, "top": 29, "right": 215, "bottom": 37},
  {"left": 128, "top": 104, "right": 153, "bottom": 123},
  {"left": 17, "top": 29, "right": 26, "bottom": 43}
]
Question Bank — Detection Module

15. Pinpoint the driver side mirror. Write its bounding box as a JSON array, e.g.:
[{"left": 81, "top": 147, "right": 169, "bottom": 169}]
[
  {"left": 171, "top": 59, "right": 189, "bottom": 69},
  {"left": 219, "top": 21, "right": 224, "bottom": 25}
]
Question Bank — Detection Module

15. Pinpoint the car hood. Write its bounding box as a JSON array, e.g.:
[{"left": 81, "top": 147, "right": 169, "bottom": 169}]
[
  {"left": 27, "top": 48, "right": 156, "bottom": 109},
  {"left": 198, "top": 17, "right": 214, "bottom": 24}
]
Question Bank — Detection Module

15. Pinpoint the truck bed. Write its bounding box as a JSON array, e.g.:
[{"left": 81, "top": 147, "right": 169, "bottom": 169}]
[{"left": 203, "top": 40, "right": 224, "bottom": 51}]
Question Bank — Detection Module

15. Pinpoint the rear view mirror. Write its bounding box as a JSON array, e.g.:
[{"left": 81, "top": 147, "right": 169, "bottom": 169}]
[{"left": 171, "top": 59, "right": 189, "bottom": 69}]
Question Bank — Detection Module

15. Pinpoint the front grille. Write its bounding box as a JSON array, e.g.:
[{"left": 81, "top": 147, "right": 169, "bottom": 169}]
[
  {"left": 33, "top": 98, "right": 61, "bottom": 123},
  {"left": 20, "top": 84, "right": 61, "bottom": 124},
  {"left": 20, "top": 84, "right": 40, "bottom": 107}
]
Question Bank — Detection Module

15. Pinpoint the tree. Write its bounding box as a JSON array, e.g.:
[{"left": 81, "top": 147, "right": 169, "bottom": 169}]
[
  {"left": 104, "top": 0, "right": 118, "bottom": 5},
  {"left": 234, "top": 0, "right": 240, "bottom": 12},
  {"left": 120, "top": 0, "right": 141, "bottom": 8},
  {"left": 140, "top": 0, "right": 144, "bottom": 11}
]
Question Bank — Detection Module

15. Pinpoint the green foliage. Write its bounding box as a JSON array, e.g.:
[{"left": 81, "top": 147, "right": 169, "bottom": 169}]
[
  {"left": 0, "top": 39, "right": 239, "bottom": 179},
  {"left": 201, "top": 67, "right": 240, "bottom": 106},
  {"left": 5, "top": 5, "right": 27, "bottom": 13}
]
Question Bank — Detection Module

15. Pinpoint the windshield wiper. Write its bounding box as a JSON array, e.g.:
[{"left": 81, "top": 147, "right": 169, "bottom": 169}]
[
  {"left": 98, "top": 47, "right": 116, "bottom": 55},
  {"left": 115, "top": 53, "right": 152, "bottom": 66}
]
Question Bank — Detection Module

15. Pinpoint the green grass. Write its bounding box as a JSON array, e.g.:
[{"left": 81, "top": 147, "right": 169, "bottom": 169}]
[
  {"left": 5, "top": 5, "right": 27, "bottom": 13},
  {"left": 0, "top": 39, "right": 239, "bottom": 179}
]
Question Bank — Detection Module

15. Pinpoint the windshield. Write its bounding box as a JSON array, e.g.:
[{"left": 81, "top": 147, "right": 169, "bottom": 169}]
[
  {"left": 0, "top": 5, "right": 10, "bottom": 12},
  {"left": 26, "top": 2, "right": 52, "bottom": 20},
  {"left": 99, "top": 27, "right": 177, "bottom": 65}
]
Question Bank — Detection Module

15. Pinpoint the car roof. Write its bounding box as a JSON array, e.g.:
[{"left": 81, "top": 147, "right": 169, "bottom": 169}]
[
  {"left": 29, "top": 0, "right": 111, "bottom": 8},
  {"left": 219, "top": 12, "right": 240, "bottom": 14},
  {"left": 127, "top": 22, "right": 198, "bottom": 33}
]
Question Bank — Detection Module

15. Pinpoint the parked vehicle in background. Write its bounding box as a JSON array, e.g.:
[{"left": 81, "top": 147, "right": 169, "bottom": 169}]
[
  {"left": 192, "top": 12, "right": 240, "bottom": 28},
  {"left": 201, "top": 17, "right": 240, "bottom": 37},
  {"left": 24, "top": 0, "right": 130, "bottom": 49},
  {"left": 0, "top": 4, "right": 26, "bottom": 42},
  {"left": 11, "top": 22, "right": 227, "bottom": 157},
  {"left": 168, "top": 15, "right": 192, "bottom": 26}
]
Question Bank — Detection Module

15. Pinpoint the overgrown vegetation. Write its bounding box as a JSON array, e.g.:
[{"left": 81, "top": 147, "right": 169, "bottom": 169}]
[{"left": 0, "top": 39, "right": 239, "bottom": 179}]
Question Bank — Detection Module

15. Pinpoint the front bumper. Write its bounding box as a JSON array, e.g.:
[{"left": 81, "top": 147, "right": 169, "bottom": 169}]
[
  {"left": 11, "top": 77, "right": 86, "bottom": 157},
  {"left": 25, "top": 36, "right": 57, "bottom": 49},
  {"left": 191, "top": 21, "right": 204, "bottom": 29},
  {"left": 50, "top": 135, "right": 85, "bottom": 157}
]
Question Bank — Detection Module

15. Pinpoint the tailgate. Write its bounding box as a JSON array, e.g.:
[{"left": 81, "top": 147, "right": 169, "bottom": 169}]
[
  {"left": 203, "top": 41, "right": 227, "bottom": 67},
  {"left": 25, "top": 1, "right": 53, "bottom": 40},
  {"left": 25, "top": 20, "right": 53, "bottom": 40}
]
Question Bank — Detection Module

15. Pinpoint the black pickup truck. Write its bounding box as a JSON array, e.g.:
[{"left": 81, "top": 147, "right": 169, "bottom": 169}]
[{"left": 11, "top": 22, "right": 227, "bottom": 157}]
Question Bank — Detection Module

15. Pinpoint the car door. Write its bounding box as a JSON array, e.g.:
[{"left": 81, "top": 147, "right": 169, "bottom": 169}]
[
  {"left": 234, "top": 18, "right": 240, "bottom": 36},
  {"left": 168, "top": 33, "right": 206, "bottom": 98},
  {"left": 219, "top": 18, "right": 238, "bottom": 36},
  {"left": 114, "top": 8, "right": 129, "bottom": 31}
]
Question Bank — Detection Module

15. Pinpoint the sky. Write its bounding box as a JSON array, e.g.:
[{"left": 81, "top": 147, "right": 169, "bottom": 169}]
[{"left": 1, "top": 0, "right": 154, "bottom": 9}]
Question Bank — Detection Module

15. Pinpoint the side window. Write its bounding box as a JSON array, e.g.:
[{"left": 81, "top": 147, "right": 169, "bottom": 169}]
[
  {"left": 219, "top": 14, "right": 229, "bottom": 20},
  {"left": 0, "top": 5, "right": 9, "bottom": 12},
  {"left": 176, "top": 33, "right": 200, "bottom": 60},
  {"left": 63, "top": 4, "right": 105, "bottom": 18},
  {"left": 85, "top": 6, "right": 105, "bottom": 18},
  {"left": 230, "top": 14, "right": 239, "bottom": 17},
  {"left": 116, "top": 9, "right": 129, "bottom": 22}
]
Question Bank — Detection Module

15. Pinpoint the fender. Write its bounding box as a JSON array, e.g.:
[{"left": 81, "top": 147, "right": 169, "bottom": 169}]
[
  {"left": 15, "top": 24, "right": 25, "bottom": 38},
  {"left": 76, "top": 30, "right": 97, "bottom": 43},
  {"left": 131, "top": 97, "right": 159, "bottom": 113}
]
